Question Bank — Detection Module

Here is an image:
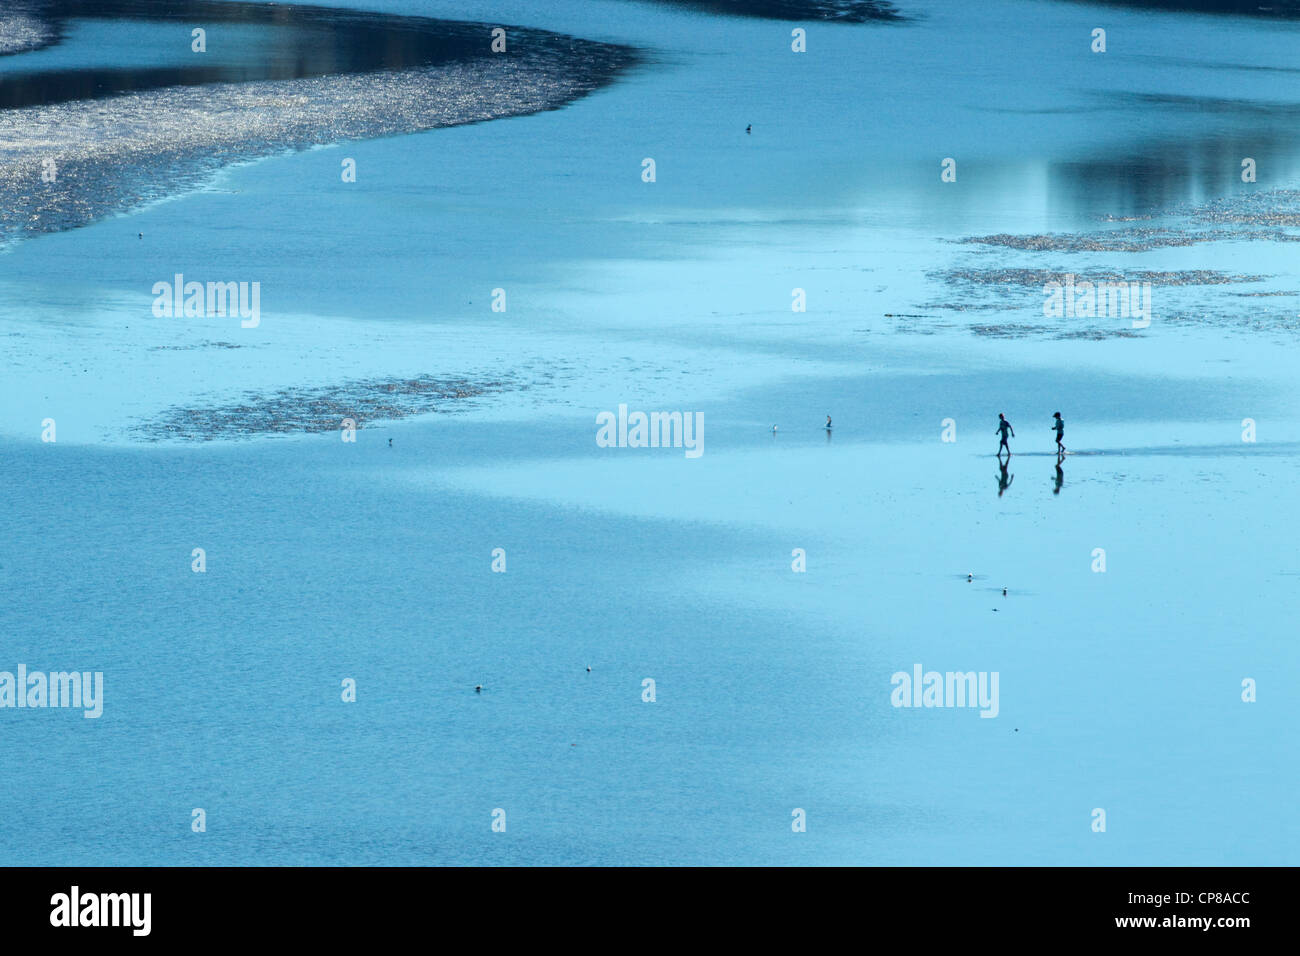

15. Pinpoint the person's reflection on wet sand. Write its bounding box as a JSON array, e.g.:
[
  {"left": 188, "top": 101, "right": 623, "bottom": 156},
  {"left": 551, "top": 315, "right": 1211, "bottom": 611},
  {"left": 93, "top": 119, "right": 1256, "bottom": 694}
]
[
  {"left": 998, "top": 458, "right": 1014, "bottom": 497},
  {"left": 1053, "top": 458, "right": 1064, "bottom": 495}
]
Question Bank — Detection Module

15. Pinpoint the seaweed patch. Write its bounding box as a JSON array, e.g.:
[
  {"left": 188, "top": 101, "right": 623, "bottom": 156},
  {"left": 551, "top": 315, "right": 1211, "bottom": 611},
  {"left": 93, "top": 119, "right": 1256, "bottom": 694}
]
[{"left": 134, "top": 374, "right": 516, "bottom": 442}]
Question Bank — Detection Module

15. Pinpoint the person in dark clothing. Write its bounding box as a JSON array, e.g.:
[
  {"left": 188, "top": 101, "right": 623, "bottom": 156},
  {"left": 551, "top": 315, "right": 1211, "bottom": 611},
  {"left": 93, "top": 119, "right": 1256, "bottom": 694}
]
[
  {"left": 1052, "top": 412, "right": 1065, "bottom": 456},
  {"left": 996, "top": 413, "right": 1014, "bottom": 457}
]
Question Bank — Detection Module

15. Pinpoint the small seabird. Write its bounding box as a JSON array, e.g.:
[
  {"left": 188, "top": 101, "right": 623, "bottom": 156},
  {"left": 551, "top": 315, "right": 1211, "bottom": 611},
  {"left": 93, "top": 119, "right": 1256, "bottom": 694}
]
[
  {"left": 825, "top": 414, "right": 832, "bottom": 430},
  {"left": 1002, "top": 587, "right": 1007, "bottom": 597},
  {"left": 771, "top": 424, "right": 778, "bottom": 433},
  {"left": 388, "top": 438, "right": 392, "bottom": 447},
  {"left": 967, "top": 572, "right": 973, "bottom": 582},
  {"left": 586, "top": 666, "right": 591, "bottom": 672},
  {"left": 138, "top": 232, "right": 143, "bottom": 239},
  {"left": 475, "top": 685, "right": 482, "bottom": 693},
  {"left": 746, "top": 124, "right": 752, "bottom": 134}
]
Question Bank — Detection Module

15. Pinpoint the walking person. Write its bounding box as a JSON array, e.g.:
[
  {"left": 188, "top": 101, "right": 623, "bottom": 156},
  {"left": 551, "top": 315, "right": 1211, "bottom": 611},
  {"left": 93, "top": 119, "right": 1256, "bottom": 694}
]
[
  {"left": 996, "top": 413, "right": 1014, "bottom": 457},
  {"left": 1052, "top": 411, "right": 1065, "bottom": 457}
]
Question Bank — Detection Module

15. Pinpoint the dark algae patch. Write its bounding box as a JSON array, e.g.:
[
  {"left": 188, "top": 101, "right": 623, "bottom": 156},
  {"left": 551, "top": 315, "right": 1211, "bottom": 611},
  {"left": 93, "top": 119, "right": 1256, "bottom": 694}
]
[
  {"left": 634, "top": 0, "right": 905, "bottom": 21},
  {"left": 1060, "top": 0, "right": 1300, "bottom": 18},
  {"left": 134, "top": 374, "right": 516, "bottom": 442}
]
